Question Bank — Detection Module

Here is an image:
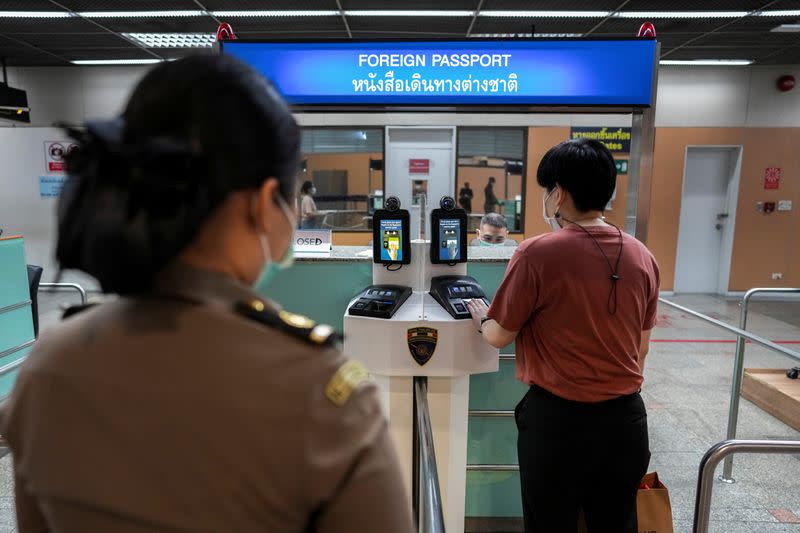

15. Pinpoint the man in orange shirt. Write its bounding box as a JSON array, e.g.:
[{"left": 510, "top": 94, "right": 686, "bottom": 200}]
[{"left": 468, "top": 138, "right": 659, "bottom": 533}]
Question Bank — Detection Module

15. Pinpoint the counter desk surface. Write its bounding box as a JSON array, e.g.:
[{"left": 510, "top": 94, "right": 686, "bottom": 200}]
[{"left": 295, "top": 245, "right": 517, "bottom": 262}]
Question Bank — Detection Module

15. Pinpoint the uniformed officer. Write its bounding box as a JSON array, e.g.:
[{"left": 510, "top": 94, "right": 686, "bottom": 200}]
[{"left": 0, "top": 55, "right": 413, "bottom": 533}]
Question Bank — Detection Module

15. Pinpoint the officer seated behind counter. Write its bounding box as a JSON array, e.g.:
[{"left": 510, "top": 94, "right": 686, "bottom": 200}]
[
  {"left": 471, "top": 213, "right": 517, "bottom": 246},
  {"left": 0, "top": 55, "right": 413, "bottom": 533}
]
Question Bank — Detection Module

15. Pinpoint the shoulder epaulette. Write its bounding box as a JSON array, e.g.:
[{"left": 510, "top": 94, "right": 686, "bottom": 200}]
[
  {"left": 235, "top": 299, "right": 341, "bottom": 347},
  {"left": 62, "top": 303, "right": 98, "bottom": 320},
  {"left": 325, "top": 360, "right": 370, "bottom": 407}
]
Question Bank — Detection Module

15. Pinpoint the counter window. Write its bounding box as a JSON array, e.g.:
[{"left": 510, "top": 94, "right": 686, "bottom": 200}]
[
  {"left": 299, "top": 128, "right": 383, "bottom": 231},
  {"left": 456, "top": 127, "right": 526, "bottom": 234}
]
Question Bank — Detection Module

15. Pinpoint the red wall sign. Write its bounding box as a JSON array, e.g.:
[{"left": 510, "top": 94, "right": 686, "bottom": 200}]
[
  {"left": 764, "top": 167, "right": 781, "bottom": 190},
  {"left": 409, "top": 159, "right": 430, "bottom": 174}
]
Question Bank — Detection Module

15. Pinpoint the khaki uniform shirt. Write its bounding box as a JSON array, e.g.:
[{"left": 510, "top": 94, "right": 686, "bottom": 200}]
[{"left": 1, "top": 263, "right": 413, "bottom": 533}]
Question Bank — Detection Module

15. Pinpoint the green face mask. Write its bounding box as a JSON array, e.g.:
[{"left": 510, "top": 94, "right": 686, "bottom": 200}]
[
  {"left": 254, "top": 196, "right": 297, "bottom": 288},
  {"left": 255, "top": 242, "right": 294, "bottom": 287},
  {"left": 479, "top": 239, "right": 503, "bottom": 247}
]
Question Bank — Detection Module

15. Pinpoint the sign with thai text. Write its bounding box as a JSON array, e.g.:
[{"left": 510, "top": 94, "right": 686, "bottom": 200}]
[
  {"left": 39, "top": 175, "right": 66, "bottom": 198},
  {"left": 409, "top": 159, "right": 430, "bottom": 174},
  {"left": 571, "top": 127, "right": 632, "bottom": 152},
  {"left": 222, "top": 40, "right": 657, "bottom": 106},
  {"left": 44, "top": 141, "right": 76, "bottom": 173}
]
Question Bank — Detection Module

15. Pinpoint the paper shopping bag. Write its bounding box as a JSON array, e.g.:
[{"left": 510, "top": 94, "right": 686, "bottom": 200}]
[
  {"left": 636, "top": 472, "right": 674, "bottom": 533},
  {"left": 576, "top": 472, "right": 674, "bottom": 533}
]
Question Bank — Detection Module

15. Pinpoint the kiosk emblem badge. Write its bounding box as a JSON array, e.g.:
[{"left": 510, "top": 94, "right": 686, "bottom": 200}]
[{"left": 407, "top": 327, "right": 438, "bottom": 366}]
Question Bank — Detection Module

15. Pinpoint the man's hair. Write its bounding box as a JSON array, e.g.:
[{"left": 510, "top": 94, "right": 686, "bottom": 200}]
[
  {"left": 480, "top": 212, "right": 507, "bottom": 229},
  {"left": 536, "top": 138, "right": 616, "bottom": 212}
]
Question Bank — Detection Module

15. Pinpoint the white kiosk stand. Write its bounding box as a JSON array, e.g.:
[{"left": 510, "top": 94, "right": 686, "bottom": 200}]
[{"left": 344, "top": 240, "right": 499, "bottom": 533}]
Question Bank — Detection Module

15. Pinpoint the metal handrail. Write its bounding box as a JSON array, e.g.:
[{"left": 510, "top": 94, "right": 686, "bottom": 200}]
[
  {"left": 693, "top": 439, "right": 800, "bottom": 533},
  {"left": 466, "top": 464, "right": 519, "bottom": 471},
  {"left": 0, "top": 300, "right": 32, "bottom": 316},
  {"left": 468, "top": 410, "right": 513, "bottom": 417},
  {"left": 721, "top": 288, "right": 800, "bottom": 482},
  {"left": 657, "top": 298, "right": 800, "bottom": 361},
  {"left": 39, "top": 282, "right": 88, "bottom": 305},
  {"left": 413, "top": 377, "right": 446, "bottom": 533}
]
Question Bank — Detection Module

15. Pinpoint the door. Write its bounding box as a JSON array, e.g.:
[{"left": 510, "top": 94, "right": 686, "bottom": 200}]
[
  {"left": 385, "top": 127, "right": 456, "bottom": 238},
  {"left": 674, "top": 147, "right": 741, "bottom": 294}
]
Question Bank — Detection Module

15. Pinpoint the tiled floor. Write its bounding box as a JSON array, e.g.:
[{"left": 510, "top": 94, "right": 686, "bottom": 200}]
[
  {"left": 1, "top": 293, "right": 799, "bottom": 532},
  {"left": 645, "top": 295, "right": 800, "bottom": 533}
]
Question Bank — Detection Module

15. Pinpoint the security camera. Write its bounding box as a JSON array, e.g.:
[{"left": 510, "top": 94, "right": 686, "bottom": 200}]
[
  {"left": 439, "top": 195, "right": 456, "bottom": 211},
  {"left": 384, "top": 196, "right": 401, "bottom": 212}
]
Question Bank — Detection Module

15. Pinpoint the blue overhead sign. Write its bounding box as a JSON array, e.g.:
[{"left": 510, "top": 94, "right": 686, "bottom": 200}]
[{"left": 221, "top": 40, "right": 657, "bottom": 107}]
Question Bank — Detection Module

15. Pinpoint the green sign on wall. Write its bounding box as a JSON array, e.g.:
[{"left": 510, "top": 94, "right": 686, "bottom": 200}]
[
  {"left": 615, "top": 160, "right": 628, "bottom": 174},
  {"left": 571, "top": 127, "right": 632, "bottom": 152}
]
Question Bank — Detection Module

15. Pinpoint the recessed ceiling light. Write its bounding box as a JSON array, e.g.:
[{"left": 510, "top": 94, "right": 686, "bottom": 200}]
[
  {"left": 481, "top": 11, "right": 609, "bottom": 17},
  {"left": 71, "top": 59, "right": 163, "bottom": 65},
  {"left": 771, "top": 23, "right": 800, "bottom": 32},
  {"left": 660, "top": 59, "right": 753, "bottom": 66},
  {"left": 79, "top": 11, "right": 205, "bottom": 18},
  {"left": 0, "top": 11, "right": 71, "bottom": 17},
  {"left": 123, "top": 33, "right": 215, "bottom": 48}
]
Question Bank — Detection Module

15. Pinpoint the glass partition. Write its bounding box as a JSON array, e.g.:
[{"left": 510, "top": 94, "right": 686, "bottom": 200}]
[
  {"left": 299, "top": 127, "right": 383, "bottom": 231},
  {"left": 456, "top": 128, "right": 526, "bottom": 235}
]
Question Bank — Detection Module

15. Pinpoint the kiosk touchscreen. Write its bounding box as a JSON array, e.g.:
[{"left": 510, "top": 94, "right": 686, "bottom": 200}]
[
  {"left": 430, "top": 196, "right": 468, "bottom": 264},
  {"left": 429, "top": 276, "right": 489, "bottom": 320},
  {"left": 373, "top": 197, "right": 411, "bottom": 265}
]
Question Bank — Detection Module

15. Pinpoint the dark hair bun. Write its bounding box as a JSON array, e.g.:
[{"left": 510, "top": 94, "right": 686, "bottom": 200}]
[
  {"left": 57, "top": 119, "right": 212, "bottom": 294},
  {"left": 55, "top": 55, "right": 299, "bottom": 294}
]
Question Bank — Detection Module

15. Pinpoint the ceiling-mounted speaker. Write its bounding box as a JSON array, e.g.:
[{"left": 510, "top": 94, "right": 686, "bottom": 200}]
[{"left": 777, "top": 75, "right": 796, "bottom": 92}]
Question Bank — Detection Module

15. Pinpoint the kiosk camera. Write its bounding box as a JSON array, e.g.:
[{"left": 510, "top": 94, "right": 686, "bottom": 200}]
[
  {"left": 348, "top": 196, "right": 413, "bottom": 319},
  {"left": 430, "top": 196, "right": 468, "bottom": 265}
]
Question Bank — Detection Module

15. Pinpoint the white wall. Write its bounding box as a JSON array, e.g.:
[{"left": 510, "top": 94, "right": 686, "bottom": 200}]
[
  {"left": 2, "top": 65, "right": 147, "bottom": 127},
  {"left": 655, "top": 65, "right": 800, "bottom": 127},
  {"left": 0, "top": 127, "right": 99, "bottom": 288}
]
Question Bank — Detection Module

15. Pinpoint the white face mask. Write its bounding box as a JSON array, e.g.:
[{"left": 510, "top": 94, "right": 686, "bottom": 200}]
[{"left": 542, "top": 188, "right": 562, "bottom": 233}]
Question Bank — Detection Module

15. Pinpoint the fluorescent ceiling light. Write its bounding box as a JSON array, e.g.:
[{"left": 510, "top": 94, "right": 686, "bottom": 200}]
[
  {"left": 344, "top": 10, "right": 473, "bottom": 16},
  {"left": 4, "top": 8, "right": 799, "bottom": 20},
  {"left": 0, "top": 11, "right": 71, "bottom": 17},
  {"left": 772, "top": 23, "right": 800, "bottom": 32},
  {"left": 79, "top": 10, "right": 204, "bottom": 18},
  {"left": 71, "top": 59, "right": 163, "bottom": 65},
  {"left": 660, "top": 59, "right": 753, "bottom": 66},
  {"left": 758, "top": 10, "right": 800, "bottom": 17},
  {"left": 481, "top": 11, "right": 609, "bottom": 17},
  {"left": 213, "top": 10, "right": 339, "bottom": 17},
  {"left": 124, "top": 33, "right": 215, "bottom": 48},
  {"left": 615, "top": 11, "right": 747, "bottom": 18}
]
